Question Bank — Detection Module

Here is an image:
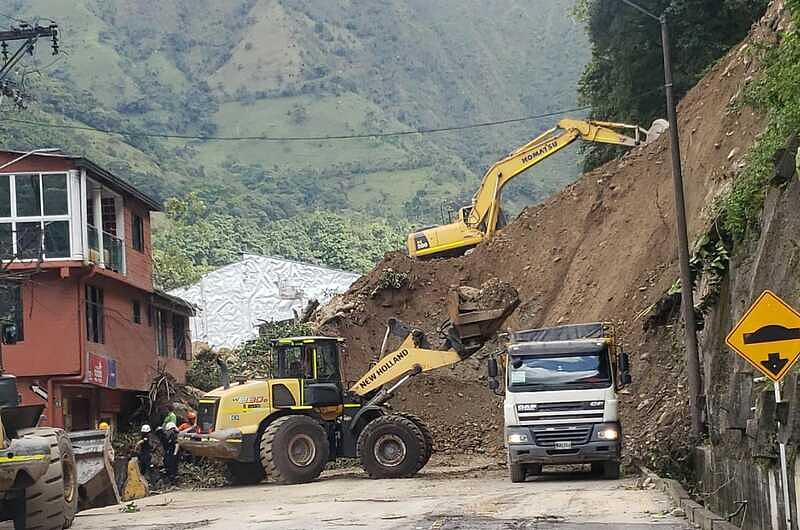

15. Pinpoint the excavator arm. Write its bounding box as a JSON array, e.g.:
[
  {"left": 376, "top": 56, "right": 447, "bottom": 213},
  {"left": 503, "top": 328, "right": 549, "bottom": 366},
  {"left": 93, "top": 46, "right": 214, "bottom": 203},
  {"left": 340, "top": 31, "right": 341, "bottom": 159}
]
[{"left": 469, "top": 118, "right": 665, "bottom": 239}]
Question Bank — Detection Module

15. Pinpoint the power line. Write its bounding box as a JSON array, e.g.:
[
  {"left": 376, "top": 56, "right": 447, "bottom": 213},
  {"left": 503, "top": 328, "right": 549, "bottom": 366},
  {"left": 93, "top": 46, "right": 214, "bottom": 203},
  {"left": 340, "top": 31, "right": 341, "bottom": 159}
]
[
  {"left": 2, "top": 105, "right": 592, "bottom": 142},
  {"left": 0, "top": 11, "right": 28, "bottom": 25}
]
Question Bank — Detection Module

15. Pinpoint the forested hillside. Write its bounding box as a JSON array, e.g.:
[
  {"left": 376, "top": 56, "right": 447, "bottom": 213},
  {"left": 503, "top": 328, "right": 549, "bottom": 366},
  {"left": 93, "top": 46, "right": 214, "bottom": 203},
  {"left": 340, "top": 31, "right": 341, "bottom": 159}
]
[{"left": 1, "top": 1, "right": 588, "bottom": 238}]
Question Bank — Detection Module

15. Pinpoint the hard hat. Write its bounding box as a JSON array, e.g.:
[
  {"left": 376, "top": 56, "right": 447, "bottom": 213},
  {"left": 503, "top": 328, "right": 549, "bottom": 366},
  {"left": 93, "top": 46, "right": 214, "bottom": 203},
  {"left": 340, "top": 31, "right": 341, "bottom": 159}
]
[
  {"left": 165, "top": 422, "right": 177, "bottom": 431},
  {"left": 140, "top": 424, "right": 151, "bottom": 433},
  {"left": 187, "top": 411, "right": 197, "bottom": 420},
  {"left": 98, "top": 421, "right": 109, "bottom": 430}
]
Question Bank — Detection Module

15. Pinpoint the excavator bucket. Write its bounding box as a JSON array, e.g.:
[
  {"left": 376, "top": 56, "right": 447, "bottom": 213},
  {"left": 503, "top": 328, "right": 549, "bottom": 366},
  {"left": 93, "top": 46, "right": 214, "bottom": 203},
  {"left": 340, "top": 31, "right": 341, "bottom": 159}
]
[
  {"left": 644, "top": 119, "right": 669, "bottom": 144},
  {"left": 68, "top": 429, "right": 120, "bottom": 510}
]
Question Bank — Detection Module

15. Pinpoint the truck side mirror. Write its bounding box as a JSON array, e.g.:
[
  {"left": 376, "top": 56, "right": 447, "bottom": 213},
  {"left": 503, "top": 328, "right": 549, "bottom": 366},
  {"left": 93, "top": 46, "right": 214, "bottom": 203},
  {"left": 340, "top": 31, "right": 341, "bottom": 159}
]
[
  {"left": 487, "top": 358, "right": 498, "bottom": 379},
  {"left": 1, "top": 324, "right": 18, "bottom": 345},
  {"left": 618, "top": 352, "right": 632, "bottom": 386}
]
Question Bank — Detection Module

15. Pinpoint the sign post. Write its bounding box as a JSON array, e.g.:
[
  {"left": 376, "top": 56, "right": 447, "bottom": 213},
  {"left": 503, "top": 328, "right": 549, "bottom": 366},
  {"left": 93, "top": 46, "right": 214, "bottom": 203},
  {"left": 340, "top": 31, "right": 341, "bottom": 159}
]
[{"left": 726, "top": 290, "right": 800, "bottom": 529}]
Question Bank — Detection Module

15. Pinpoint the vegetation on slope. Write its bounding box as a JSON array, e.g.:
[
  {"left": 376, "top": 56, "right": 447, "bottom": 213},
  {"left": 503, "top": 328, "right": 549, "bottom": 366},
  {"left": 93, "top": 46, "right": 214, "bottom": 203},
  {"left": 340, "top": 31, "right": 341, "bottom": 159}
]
[
  {"left": 576, "top": 0, "right": 768, "bottom": 170},
  {"left": 723, "top": 0, "right": 800, "bottom": 239},
  {"left": 152, "top": 194, "right": 408, "bottom": 290},
  {"left": 3, "top": 1, "right": 591, "bottom": 283}
]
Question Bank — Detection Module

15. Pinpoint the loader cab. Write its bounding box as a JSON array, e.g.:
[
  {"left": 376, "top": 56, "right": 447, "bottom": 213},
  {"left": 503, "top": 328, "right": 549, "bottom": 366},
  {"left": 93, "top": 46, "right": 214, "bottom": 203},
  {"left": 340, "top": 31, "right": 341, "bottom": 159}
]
[
  {"left": 272, "top": 337, "right": 346, "bottom": 407},
  {"left": 273, "top": 337, "right": 344, "bottom": 383}
]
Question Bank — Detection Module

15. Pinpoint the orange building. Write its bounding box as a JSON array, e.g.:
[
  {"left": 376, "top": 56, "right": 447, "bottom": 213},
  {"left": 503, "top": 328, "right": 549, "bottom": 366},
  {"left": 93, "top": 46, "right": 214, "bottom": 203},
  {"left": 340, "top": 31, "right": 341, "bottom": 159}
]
[{"left": 0, "top": 149, "right": 194, "bottom": 430}]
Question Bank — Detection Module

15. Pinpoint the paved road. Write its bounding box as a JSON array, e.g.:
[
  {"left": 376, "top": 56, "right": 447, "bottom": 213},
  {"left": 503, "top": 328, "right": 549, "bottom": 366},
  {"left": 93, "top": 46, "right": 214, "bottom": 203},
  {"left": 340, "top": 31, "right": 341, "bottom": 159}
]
[{"left": 73, "top": 459, "right": 689, "bottom": 530}]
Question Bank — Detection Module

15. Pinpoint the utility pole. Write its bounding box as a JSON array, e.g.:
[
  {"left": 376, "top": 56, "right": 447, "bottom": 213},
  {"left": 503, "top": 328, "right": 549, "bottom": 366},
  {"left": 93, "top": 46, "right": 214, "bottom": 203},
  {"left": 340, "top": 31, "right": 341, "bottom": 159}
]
[
  {"left": 0, "top": 22, "right": 59, "bottom": 108},
  {"left": 618, "top": 0, "right": 703, "bottom": 436}
]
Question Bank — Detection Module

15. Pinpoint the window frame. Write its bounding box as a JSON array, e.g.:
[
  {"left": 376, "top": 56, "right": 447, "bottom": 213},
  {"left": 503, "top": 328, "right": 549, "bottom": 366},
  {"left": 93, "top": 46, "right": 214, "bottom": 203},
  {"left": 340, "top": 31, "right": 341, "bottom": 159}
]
[
  {"left": 132, "top": 300, "right": 142, "bottom": 324},
  {"left": 172, "top": 313, "right": 188, "bottom": 360},
  {"left": 0, "top": 281, "right": 24, "bottom": 342},
  {"left": 0, "top": 172, "right": 72, "bottom": 261},
  {"left": 155, "top": 309, "right": 168, "bottom": 356},
  {"left": 85, "top": 285, "right": 105, "bottom": 344},
  {"left": 131, "top": 214, "right": 144, "bottom": 252}
]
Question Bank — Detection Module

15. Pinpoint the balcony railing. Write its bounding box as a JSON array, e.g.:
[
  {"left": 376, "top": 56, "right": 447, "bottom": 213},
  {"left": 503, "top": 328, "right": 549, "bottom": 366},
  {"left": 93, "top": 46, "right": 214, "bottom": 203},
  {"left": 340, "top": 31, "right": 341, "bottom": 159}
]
[{"left": 87, "top": 224, "right": 125, "bottom": 274}]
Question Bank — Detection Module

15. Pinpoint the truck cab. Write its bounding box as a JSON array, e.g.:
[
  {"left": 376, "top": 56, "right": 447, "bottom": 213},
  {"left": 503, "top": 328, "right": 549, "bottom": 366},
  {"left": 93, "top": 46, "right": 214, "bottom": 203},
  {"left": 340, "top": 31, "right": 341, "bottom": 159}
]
[{"left": 489, "top": 323, "right": 631, "bottom": 482}]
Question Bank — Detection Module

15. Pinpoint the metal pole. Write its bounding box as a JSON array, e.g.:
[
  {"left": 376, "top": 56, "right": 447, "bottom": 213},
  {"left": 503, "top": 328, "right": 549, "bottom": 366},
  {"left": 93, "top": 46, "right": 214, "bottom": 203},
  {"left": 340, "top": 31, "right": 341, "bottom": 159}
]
[
  {"left": 659, "top": 15, "right": 703, "bottom": 436},
  {"left": 775, "top": 382, "right": 792, "bottom": 528}
]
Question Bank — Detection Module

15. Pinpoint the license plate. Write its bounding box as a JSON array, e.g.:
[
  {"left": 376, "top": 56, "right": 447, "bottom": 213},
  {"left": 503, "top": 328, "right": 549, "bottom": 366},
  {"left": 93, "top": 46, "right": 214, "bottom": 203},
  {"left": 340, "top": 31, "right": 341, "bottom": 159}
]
[{"left": 554, "top": 441, "right": 572, "bottom": 449}]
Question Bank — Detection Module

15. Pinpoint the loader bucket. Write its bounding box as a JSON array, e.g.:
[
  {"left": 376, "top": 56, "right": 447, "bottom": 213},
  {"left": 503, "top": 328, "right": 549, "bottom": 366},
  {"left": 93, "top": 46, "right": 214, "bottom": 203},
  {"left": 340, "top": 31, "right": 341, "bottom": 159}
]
[
  {"left": 68, "top": 429, "right": 120, "bottom": 510},
  {"left": 445, "top": 290, "right": 519, "bottom": 358}
]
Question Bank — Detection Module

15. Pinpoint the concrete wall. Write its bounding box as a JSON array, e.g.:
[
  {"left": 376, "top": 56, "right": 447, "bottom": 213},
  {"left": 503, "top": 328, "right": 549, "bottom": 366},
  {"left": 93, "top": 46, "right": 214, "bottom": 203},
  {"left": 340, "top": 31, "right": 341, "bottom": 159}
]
[{"left": 696, "top": 175, "right": 800, "bottom": 530}]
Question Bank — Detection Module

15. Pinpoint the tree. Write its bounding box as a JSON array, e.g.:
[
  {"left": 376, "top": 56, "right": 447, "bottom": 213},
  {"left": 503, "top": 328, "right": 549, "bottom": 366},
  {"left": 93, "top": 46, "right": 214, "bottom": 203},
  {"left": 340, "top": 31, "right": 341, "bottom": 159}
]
[
  {"left": 152, "top": 194, "right": 409, "bottom": 290},
  {"left": 577, "top": 0, "right": 768, "bottom": 170}
]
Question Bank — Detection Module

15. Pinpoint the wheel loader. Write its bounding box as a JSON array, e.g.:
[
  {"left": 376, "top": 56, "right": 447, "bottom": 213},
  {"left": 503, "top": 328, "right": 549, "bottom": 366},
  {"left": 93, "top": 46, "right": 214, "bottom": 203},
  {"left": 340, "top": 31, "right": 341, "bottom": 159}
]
[
  {"left": 178, "top": 287, "right": 519, "bottom": 485},
  {"left": 0, "top": 321, "right": 118, "bottom": 530}
]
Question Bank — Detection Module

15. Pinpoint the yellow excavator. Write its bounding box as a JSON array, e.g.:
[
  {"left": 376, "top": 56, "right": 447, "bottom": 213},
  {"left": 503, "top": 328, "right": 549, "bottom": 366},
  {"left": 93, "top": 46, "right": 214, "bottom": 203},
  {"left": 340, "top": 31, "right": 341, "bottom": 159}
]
[
  {"left": 407, "top": 117, "right": 669, "bottom": 258},
  {"left": 178, "top": 286, "right": 518, "bottom": 485}
]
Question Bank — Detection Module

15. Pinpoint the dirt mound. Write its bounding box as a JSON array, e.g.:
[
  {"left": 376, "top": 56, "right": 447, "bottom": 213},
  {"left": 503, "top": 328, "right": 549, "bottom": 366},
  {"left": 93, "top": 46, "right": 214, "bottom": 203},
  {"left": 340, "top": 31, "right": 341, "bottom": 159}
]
[{"left": 318, "top": 3, "right": 785, "bottom": 468}]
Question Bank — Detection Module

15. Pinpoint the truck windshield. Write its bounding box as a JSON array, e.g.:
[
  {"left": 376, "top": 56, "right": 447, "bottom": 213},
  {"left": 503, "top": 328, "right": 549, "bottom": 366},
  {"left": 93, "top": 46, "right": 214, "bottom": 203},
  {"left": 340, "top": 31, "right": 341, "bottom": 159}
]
[{"left": 507, "top": 351, "right": 611, "bottom": 391}]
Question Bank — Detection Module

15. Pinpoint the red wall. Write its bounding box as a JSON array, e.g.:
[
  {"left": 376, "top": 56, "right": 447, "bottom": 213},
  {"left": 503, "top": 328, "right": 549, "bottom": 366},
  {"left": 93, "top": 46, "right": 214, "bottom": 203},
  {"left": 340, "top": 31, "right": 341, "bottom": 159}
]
[
  {"left": 85, "top": 274, "right": 187, "bottom": 390},
  {"left": 4, "top": 269, "right": 189, "bottom": 391},
  {"left": 4, "top": 270, "right": 81, "bottom": 376},
  {"left": 123, "top": 200, "right": 154, "bottom": 292}
]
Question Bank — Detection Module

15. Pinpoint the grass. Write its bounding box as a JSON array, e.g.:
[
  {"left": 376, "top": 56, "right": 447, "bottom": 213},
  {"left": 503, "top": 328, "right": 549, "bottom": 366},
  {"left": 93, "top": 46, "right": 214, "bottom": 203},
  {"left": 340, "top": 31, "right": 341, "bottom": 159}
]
[{"left": 722, "top": 5, "right": 800, "bottom": 239}]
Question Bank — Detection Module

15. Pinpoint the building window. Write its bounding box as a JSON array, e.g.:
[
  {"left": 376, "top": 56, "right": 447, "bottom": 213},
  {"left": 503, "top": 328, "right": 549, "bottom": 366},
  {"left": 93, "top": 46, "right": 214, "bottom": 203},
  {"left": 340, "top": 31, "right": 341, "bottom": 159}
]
[
  {"left": 132, "top": 300, "right": 141, "bottom": 324},
  {"left": 0, "top": 282, "right": 24, "bottom": 342},
  {"left": 86, "top": 285, "right": 104, "bottom": 344},
  {"left": 172, "top": 314, "right": 188, "bottom": 360},
  {"left": 132, "top": 214, "right": 144, "bottom": 252},
  {"left": 155, "top": 309, "right": 168, "bottom": 356},
  {"left": 0, "top": 173, "right": 71, "bottom": 261}
]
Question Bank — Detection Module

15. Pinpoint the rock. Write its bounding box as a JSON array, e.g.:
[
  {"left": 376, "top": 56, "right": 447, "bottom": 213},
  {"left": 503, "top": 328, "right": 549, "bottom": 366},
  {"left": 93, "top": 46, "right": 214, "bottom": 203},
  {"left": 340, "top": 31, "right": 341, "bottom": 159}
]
[{"left": 657, "top": 410, "right": 674, "bottom": 426}]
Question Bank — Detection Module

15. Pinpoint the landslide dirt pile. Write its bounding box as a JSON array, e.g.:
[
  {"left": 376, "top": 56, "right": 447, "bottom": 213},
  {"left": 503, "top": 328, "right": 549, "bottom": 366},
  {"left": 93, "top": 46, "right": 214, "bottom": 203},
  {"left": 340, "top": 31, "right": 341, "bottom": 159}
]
[{"left": 318, "top": 3, "right": 785, "bottom": 470}]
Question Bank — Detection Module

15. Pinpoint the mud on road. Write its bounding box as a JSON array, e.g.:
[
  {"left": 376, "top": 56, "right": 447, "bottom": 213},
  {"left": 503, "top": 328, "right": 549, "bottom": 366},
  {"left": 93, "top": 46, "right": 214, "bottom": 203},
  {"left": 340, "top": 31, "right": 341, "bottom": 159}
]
[{"left": 70, "top": 458, "right": 689, "bottom": 530}]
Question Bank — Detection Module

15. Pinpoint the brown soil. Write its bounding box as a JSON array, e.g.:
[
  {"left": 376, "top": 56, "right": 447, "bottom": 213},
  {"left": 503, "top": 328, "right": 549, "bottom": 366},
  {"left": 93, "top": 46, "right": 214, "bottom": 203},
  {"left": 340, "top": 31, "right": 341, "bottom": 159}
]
[{"left": 317, "top": 4, "right": 785, "bottom": 470}]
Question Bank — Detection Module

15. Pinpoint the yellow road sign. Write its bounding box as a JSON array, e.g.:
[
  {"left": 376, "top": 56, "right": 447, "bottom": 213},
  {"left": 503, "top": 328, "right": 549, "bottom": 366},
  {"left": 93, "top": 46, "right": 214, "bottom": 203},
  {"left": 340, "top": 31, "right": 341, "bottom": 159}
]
[{"left": 726, "top": 290, "right": 800, "bottom": 382}]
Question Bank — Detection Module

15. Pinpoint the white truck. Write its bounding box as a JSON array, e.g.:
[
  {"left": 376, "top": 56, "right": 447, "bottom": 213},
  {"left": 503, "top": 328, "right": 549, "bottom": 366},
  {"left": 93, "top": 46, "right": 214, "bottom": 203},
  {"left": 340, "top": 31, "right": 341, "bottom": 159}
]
[{"left": 487, "top": 322, "right": 631, "bottom": 482}]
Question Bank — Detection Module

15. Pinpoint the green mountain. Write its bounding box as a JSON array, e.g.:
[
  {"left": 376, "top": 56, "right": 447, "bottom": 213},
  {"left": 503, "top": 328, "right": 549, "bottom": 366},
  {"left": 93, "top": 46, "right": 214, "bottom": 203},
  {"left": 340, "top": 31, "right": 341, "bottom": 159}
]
[{"left": 2, "top": 0, "right": 588, "bottom": 228}]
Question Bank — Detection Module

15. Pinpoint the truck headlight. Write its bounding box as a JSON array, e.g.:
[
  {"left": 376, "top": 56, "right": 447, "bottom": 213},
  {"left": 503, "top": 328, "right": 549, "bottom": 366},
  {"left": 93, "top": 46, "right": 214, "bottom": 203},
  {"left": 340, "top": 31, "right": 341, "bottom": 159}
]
[
  {"left": 506, "top": 429, "right": 530, "bottom": 444},
  {"left": 596, "top": 423, "right": 619, "bottom": 440}
]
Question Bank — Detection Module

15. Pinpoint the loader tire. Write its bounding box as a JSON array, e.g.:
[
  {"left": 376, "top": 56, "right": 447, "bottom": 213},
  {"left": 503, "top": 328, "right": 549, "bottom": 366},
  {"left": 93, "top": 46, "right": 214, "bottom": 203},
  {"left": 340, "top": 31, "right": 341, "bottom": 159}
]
[
  {"left": 357, "top": 414, "right": 425, "bottom": 479},
  {"left": 260, "top": 415, "right": 329, "bottom": 485},
  {"left": 394, "top": 412, "right": 433, "bottom": 470},
  {"left": 225, "top": 461, "right": 265, "bottom": 485},
  {"left": 22, "top": 428, "right": 78, "bottom": 530}
]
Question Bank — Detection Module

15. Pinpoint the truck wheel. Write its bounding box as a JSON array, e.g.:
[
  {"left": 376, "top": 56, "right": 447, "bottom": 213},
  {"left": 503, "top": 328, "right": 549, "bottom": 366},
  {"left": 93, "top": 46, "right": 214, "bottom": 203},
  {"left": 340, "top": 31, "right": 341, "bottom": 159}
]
[
  {"left": 24, "top": 429, "right": 78, "bottom": 530},
  {"left": 602, "top": 461, "right": 621, "bottom": 480},
  {"left": 260, "top": 415, "right": 329, "bottom": 485},
  {"left": 225, "top": 461, "right": 265, "bottom": 485},
  {"left": 509, "top": 463, "right": 526, "bottom": 483},
  {"left": 394, "top": 412, "right": 433, "bottom": 470},
  {"left": 357, "top": 414, "right": 425, "bottom": 479}
]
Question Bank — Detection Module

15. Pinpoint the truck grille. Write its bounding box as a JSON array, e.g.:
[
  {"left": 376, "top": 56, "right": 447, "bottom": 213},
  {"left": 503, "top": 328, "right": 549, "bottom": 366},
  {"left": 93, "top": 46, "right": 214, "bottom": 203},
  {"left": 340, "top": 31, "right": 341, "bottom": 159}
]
[
  {"left": 532, "top": 424, "right": 592, "bottom": 447},
  {"left": 197, "top": 399, "right": 218, "bottom": 433}
]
